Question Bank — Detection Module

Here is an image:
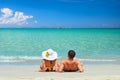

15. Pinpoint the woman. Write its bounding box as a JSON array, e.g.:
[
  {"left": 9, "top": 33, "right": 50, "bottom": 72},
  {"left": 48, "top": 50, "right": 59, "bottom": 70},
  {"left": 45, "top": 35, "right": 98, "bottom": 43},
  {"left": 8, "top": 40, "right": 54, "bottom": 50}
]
[{"left": 37, "top": 49, "right": 59, "bottom": 72}]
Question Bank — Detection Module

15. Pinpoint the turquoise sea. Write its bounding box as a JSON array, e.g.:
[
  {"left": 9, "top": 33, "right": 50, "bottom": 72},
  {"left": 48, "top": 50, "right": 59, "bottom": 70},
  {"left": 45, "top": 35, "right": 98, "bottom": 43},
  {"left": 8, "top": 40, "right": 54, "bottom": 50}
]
[{"left": 0, "top": 28, "right": 120, "bottom": 65}]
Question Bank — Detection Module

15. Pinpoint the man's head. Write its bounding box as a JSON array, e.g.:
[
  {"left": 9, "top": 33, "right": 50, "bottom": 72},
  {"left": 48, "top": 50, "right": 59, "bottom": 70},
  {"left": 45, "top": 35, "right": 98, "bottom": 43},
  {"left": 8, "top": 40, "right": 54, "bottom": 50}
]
[{"left": 68, "top": 50, "right": 76, "bottom": 59}]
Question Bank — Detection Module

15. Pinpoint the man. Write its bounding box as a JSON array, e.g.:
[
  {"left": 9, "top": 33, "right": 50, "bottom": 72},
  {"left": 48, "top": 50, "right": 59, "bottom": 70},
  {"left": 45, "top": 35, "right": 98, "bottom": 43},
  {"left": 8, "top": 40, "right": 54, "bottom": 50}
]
[{"left": 59, "top": 50, "right": 84, "bottom": 72}]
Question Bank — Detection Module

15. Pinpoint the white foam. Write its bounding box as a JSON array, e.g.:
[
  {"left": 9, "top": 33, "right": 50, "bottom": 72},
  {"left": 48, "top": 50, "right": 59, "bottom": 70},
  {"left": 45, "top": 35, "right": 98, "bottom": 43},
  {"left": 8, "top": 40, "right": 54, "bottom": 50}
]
[
  {"left": 0, "top": 56, "right": 117, "bottom": 63},
  {"left": 0, "top": 56, "right": 41, "bottom": 62},
  {"left": 80, "top": 59, "right": 116, "bottom": 62},
  {"left": 0, "top": 60, "right": 25, "bottom": 62}
]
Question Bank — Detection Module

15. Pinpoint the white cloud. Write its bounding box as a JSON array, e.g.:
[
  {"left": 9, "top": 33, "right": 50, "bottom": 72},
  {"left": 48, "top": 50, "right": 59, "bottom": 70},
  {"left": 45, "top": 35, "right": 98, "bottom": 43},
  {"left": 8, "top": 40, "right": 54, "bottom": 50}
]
[
  {"left": 0, "top": 8, "right": 33, "bottom": 25},
  {"left": 1, "top": 8, "right": 13, "bottom": 18}
]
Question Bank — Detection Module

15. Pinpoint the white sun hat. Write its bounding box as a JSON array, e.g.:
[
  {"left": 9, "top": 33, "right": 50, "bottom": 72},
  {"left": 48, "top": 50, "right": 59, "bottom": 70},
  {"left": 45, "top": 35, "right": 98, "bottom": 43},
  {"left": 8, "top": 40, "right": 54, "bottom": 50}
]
[{"left": 42, "top": 49, "right": 58, "bottom": 60}]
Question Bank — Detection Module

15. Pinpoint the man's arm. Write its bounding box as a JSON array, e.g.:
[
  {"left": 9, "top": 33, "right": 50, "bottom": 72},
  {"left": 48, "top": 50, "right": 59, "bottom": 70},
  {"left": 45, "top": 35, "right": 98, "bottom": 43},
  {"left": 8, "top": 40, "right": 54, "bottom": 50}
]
[{"left": 77, "top": 60, "right": 84, "bottom": 72}]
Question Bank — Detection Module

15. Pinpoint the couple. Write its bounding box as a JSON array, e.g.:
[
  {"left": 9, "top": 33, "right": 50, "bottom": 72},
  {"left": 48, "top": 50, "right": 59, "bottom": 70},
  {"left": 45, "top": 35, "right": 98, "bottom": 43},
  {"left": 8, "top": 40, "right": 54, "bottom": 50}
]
[{"left": 37, "top": 49, "right": 84, "bottom": 72}]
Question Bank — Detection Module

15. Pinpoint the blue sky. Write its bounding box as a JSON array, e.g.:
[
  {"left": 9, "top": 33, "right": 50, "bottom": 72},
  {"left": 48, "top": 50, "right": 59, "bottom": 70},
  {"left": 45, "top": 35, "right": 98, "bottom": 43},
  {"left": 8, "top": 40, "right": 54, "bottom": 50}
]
[{"left": 0, "top": 0, "right": 120, "bottom": 28}]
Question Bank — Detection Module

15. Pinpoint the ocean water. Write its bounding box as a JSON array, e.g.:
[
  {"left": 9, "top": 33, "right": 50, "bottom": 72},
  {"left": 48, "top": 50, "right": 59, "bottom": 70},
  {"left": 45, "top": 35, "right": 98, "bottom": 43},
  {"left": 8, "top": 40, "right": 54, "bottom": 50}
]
[{"left": 0, "top": 28, "right": 120, "bottom": 65}]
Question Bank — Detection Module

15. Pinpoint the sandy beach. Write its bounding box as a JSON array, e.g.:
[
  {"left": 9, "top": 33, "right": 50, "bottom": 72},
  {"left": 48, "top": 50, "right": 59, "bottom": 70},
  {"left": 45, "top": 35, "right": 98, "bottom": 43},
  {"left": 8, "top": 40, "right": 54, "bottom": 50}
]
[{"left": 0, "top": 64, "right": 120, "bottom": 80}]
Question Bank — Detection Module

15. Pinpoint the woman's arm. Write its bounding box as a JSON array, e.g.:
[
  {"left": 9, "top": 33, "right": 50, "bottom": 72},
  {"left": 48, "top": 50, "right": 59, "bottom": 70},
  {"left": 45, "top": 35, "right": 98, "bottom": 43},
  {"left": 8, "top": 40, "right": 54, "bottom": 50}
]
[{"left": 58, "top": 60, "right": 64, "bottom": 72}]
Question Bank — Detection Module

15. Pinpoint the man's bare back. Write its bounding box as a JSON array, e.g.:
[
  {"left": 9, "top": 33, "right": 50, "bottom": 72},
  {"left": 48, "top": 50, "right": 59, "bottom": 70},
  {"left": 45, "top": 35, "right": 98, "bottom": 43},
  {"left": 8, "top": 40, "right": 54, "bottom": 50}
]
[
  {"left": 59, "top": 59, "right": 83, "bottom": 72},
  {"left": 59, "top": 50, "right": 84, "bottom": 72}
]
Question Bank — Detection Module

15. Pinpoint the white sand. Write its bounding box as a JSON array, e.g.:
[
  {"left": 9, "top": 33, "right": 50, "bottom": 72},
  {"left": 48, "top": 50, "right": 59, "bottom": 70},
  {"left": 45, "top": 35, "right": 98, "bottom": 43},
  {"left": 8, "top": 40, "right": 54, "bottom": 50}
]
[{"left": 0, "top": 64, "right": 120, "bottom": 80}]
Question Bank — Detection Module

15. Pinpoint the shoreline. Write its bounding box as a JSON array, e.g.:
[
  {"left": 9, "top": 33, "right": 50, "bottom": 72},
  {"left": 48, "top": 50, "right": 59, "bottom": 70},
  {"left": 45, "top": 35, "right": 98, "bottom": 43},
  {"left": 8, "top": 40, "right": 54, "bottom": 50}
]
[
  {"left": 0, "top": 59, "right": 119, "bottom": 66},
  {"left": 0, "top": 64, "right": 120, "bottom": 80}
]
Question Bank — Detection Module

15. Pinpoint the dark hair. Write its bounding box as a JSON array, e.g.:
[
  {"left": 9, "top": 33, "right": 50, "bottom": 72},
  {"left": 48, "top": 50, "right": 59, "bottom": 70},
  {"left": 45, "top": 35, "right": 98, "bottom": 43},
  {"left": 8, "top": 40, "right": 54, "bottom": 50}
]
[{"left": 68, "top": 50, "right": 76, "bottom": 59}]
